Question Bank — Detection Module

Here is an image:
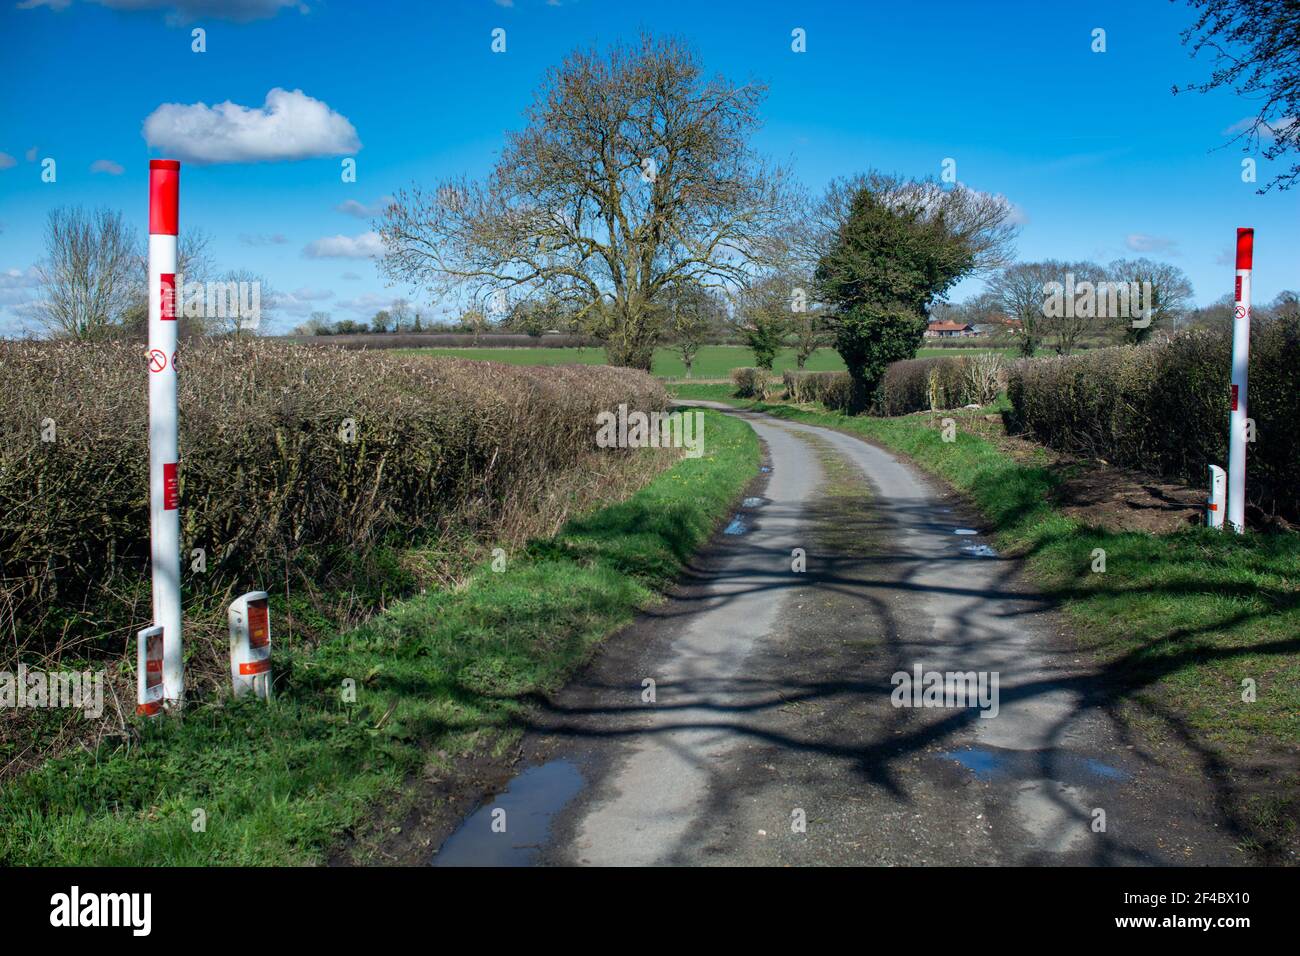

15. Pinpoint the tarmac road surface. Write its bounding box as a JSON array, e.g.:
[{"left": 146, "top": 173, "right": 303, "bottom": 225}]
[{"left": 431, "top": 402, "right": 1243, "bottom": 867}]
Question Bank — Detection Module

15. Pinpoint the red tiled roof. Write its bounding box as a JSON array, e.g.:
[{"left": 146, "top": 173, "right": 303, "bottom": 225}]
[{"left": 927, "top": 321, "right": 972, "bottom": 332}]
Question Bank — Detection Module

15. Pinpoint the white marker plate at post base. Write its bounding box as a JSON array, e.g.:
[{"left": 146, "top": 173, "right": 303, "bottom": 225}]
[
  {"left": 229, "top": 591, "right": 272, "bottom": 701},
  {"left": 136, "top": 625, "right": 165, "bottom": 717}
]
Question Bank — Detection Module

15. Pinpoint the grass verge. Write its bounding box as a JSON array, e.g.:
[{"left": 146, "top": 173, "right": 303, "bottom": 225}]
[
  {"left": 672, "top": 385, "right": 1300, "bottom": 858},
  {"left": 0, "top": 408, "right": 759, "bottom": 866}
]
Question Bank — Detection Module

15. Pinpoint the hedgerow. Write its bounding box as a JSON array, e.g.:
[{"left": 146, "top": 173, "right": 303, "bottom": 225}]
[
  {"left": 1006, "top": 320, "right": 1300, "bottom": 520},
  {"left": 0, "top": 340, "right": 667, "bottom": 677}
]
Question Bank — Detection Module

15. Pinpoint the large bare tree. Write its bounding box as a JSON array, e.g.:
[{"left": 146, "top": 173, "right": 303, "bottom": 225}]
[
  {"left": 987, "top": 260, "right": 1059, "bottom": 357},
  {"left": 378, "top": 34, "right": 791, "bottom": 369},
  {"left": 1104, "top": 257, "right": 1193, "bottom": 344}
]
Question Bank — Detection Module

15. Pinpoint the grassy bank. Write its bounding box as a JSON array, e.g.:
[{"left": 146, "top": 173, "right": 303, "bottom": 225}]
[
  {"left": 0, "top": 409, "right": 759, "bottom": 866},
  {"left": 672, "top": 385, "right": 1300, "bottom": 856}
]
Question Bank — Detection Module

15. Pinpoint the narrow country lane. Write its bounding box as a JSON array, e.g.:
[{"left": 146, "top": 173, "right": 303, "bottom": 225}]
[{"left": 432, "top": 403, "right": 1243, "bottom": 867}]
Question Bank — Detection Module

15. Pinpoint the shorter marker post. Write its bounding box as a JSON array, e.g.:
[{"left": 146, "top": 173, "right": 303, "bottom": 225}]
[
  {"left": 1207, "top": 464, "right": 1226, "bottom": 530},
  {"left": 229, "top": 591, "right": 273, "bottom": 701},
  {"left": 136, "top": 624, "right": 165, "bottom": 717}
]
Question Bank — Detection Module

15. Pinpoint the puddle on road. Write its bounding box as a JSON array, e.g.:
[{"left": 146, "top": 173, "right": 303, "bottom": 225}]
[
  {"left": 742, "top": 497, "right": 764, "bottom": 508},
  {"left": 430, "top": 758, "right": 584, "bottom": 867},
  {"left": 936, "top": 746, "right": 1130, "bottom": 785},
  {"left": 760, "top": 466, "right": 772, "bottom": 473},
  {"left": 961, "top": 544, "right": 999, "bottom": 558},
  {"left": 953, "top": 528, "right": 979, "bottom": 536},
  {"left": 723, "top": 515, "right": 749, "bottom": 535}
]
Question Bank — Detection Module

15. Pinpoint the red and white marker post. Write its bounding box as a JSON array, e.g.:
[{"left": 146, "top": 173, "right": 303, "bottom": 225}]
[
  {"left": 148, "top": 160, "right": 184, "bottom": 705},
  {"left": 1227, "top": 227, "right": 1253, "bottom": 535}
]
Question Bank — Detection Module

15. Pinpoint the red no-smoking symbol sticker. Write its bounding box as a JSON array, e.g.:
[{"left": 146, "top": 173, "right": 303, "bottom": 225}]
[
  {"left": 148, "top": 349, "right": 168, "bottom": 373},
  {"left": 1234, "top": 305, "right": 1248, "bottom": 320}
]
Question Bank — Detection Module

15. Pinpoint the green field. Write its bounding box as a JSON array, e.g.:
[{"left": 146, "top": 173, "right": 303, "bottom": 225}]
[{"left": 397, "top": 344, "right": 1012, "bottom": 379}]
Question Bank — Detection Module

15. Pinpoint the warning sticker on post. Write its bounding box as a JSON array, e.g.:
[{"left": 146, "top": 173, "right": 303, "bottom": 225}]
[
  {"left": 146, "top": 632, "right": 163, "bottom": 688},
  {"left": 161, "top": 273, "right": 176, "bottom": 320},
  {"left": 163, "top": 462, "right": 179, "bottom": 510},
  {"left": 248, "top": 600, "right": 270, "bottom": 649}
]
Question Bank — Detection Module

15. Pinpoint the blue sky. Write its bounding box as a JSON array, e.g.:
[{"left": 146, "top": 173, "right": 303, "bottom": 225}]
[{"left": 0, "top": 0, "right": 1296, "bottom": 335}]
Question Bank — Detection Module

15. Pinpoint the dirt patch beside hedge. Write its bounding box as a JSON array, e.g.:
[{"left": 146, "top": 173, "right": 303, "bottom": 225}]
[{"left": 954, "top": 408, "right": 1216, "bottom": 534}]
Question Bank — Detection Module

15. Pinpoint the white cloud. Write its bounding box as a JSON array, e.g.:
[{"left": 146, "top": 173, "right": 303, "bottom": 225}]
[
  {"left": 303, "top": 231, "right": 383, "bottom": 259},
  {"left": 143, "top": 88, "right": 359, "bottom": 165},
  {"left": 336, "top": 196, "right": 393, "bottom": 218},
  {"left": 1125, "top": 233, "right": 1179, "bottom": 255},
  {"left": 90, "top": 159, "right": 124, "bottom": 175},
  {"left": 0, "top": 153, "right": 16, "bottom": 170},
  {"left": 340, "top": 271, "right": 362, "bottom": 280}
]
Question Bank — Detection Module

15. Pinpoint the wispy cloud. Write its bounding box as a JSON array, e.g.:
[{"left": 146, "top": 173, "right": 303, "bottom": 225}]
[
  {"left": 270, "top": 286, "right": 336, "bottom": 314},
  {"left": 1125, "top": 233, "right": 1179, "bottom": 255},
  {"left": 90, "top": 159, "right": 124, "bottom": 175},
  {"left": 20, "top": 0, "right": 303, "bottom": 23},
  {"left": 336, "top": 197, "right": 394, "bottom": 218},
  {"left": 1223, "top": 116, "right": 1297, "bottom": 142},
  {"left": 302, "top": 231, "right": 383, "bottom": 259},
  {"left": 239, "top": 232, "right": 289, "bottom": 246}
]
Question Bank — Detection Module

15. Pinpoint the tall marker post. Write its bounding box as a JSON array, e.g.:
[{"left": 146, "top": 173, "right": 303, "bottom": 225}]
[
  {"left": 148, "top": 159, "right": 184, "bottom": 706},
  {"left": 1227, "top": 227, "right": 1253, "bottom": 535}
]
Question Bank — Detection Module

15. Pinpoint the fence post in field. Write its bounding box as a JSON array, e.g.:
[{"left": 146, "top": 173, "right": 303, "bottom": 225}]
[
  {"left": 1227, "top": 227, "right": 1253, "bottom": 535},
  {"left": 148, "top": 159, "right": 184, "bottom": 706}
]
